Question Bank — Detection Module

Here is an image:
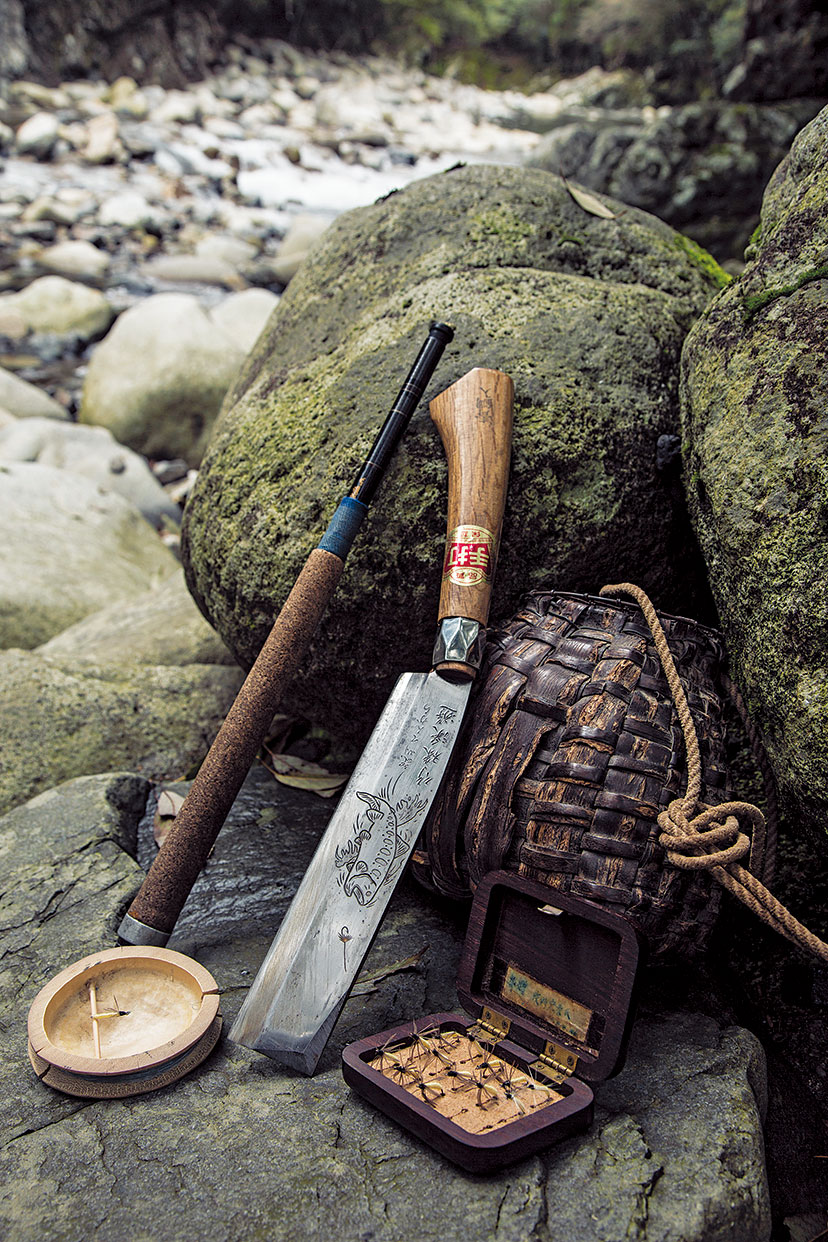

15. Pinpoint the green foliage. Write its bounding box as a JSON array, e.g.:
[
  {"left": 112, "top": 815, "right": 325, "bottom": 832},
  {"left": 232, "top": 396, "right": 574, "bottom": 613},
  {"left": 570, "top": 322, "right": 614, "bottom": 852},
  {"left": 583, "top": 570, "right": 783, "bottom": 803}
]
[
  {"left": 573, "top": 0, "right": 745, "bottom": 79},
  {"left": 254, "top": 0, "right": 745, "bottom": 88}
]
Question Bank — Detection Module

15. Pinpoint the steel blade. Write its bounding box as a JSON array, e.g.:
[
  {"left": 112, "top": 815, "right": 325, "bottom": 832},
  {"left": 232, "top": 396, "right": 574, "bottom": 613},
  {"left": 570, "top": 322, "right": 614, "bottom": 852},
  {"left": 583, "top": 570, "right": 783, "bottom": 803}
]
[{"left": 228, "top": 670, "right": 470, "bottom": 1073}]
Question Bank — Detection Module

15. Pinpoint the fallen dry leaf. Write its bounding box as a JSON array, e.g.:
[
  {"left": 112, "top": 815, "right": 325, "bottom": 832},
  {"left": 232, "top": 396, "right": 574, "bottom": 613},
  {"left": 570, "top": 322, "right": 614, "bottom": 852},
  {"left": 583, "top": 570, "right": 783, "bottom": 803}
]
[
  {"left": 563, "top": 176, "right": 617, "bottom": 219},
  {"left": 351, "top": 947, "right": 429, "bottom": 996},
  {"left": 153, "top": 788, "right": 185, "bottom": 846},
  {"left": 260, "top": 751, "right": 349, "bottom": 798}
]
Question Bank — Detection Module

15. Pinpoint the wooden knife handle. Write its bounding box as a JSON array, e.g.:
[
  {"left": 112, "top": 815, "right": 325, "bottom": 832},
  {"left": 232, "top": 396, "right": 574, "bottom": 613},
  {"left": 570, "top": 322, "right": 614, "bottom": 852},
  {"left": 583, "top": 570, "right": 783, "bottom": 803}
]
[{"left": 430, "top": 367, "right": 513, "bottom": 628}]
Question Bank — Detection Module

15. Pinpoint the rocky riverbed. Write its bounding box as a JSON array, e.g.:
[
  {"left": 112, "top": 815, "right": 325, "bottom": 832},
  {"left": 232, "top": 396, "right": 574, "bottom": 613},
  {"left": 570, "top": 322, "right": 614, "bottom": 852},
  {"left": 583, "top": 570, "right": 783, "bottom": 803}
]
[{"left": 1, "top": 36, "right": 826, "bottom": 1242}]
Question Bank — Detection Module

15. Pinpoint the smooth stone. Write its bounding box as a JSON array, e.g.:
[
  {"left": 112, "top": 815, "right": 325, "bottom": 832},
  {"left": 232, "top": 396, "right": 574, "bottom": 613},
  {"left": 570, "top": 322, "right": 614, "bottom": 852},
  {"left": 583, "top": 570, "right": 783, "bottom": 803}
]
[
  {"left": 14, "top": 112, "right": 59, "bottom": 159},
  {"left": 0, "top": 367, "right": 68, "bottom": 419},
  {"left": 142, "top": 253, "right": 246, "bottom": 288},
  {"left": 0, "top": 417, "right": 181, "bottom": 528},
  {"left": 81, "top": 111, "right": 121, "bottom": 164},
  {"left": 8, "top": 80, "right": 71, "bottom": 112},
  {"left": 22, "top": 193, "right": 90, "bottom": 226},
  {"left": 79, "top": 292, "right": 246, "bottom": 465},
  {"left": 0, "top": 461, "right": 178, "bottom": 649},
  {"left": 269, "top": 212, "right": 333, "bottom": 283},
  {"left": 194, "top": 233, "right": 258, "bottom": 267},
  {"left": 0, "top": 275, "right": 114, "bottom": 341},
  {"left": 150, "top": 89, "right": 202, "bottom": 126},
  {"left": 0, "top": 652, "right": 243, "bottom": 816},
  {"left": 106, "top": 76, "right": 150, "bottom": 119},
  {"left": 38, "top": 568, "right": 236, "bottom": 667},
  {"left": 0, "top": 307, "right": 28, "bottom": 339},
  {"left": 208, "top": 288, "right": 279, "bottom": 353},
  {"left": 37, "top": 239, "right": 111, "bottom": 280},
  {"left": 97, "top": 191, "right": 160, "bottom": 230}
]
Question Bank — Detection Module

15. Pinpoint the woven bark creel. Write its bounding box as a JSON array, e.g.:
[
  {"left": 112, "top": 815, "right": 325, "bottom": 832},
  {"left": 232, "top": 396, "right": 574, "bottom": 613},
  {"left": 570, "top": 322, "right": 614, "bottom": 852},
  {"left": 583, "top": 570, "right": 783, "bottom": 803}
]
[{"left": 415, "top": 590, "right": 733, "bottom": 960}]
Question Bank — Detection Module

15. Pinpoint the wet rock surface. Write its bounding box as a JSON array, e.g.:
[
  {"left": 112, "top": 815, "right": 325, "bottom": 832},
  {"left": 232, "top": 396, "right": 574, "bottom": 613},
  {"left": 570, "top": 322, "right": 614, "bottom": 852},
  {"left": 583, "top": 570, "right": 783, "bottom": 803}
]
[{"left": 1, "top": 770, "right": 771, "bottom": 1242}]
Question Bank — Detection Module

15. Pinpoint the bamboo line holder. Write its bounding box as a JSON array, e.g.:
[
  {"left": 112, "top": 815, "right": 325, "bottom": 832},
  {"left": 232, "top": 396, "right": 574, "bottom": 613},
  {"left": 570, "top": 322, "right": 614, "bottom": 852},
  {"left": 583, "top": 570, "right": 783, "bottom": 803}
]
[{"left": 27, "top": 946, "right": 222, "bottom": 1098}]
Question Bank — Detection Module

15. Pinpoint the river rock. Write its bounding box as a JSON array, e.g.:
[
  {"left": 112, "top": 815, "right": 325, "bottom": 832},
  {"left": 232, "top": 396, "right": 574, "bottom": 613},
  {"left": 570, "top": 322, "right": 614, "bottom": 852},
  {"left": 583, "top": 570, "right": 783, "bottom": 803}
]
[
  {"left": 0, "top": 766, "right": 771, "bottom": 1241},
  {"left": 527, "top": 100, "right": 822, "bottom": 262},
  {"left": 36, "top": 239, "right": 111, "bottom": 280},
  {"left": 0, "top": 367, "right": 68, "bottom": 419},
  {"left": 0, "top": 275, "right": 114, "bottom": 341},
  {"left": 268, "top": 213, "right": 333, "bottom": 284},
  {"left": 181, "top": 163, "right": 727, "bottom": 750},
  {"left": 0, "top": 462, "right": 178, "bottom": 649},
  {"left": 14, "top": 111, "right": 59, "bottom": 159},
  {"left": 0, "top": 417, "right": 181, "bottom": 528},
  {"left": 208, "top": 287, "right": 279, "bottom": 352},
  {"left": 150, "top": 87, "right": 202, "bottom": 125},
  {"left": 142, "top": 252, "right": 246, "bottom": 288},
  {"left": 80, "top": 110, "right": 122, "bottom": 164},
  {"left": 0, "top": 650, "right": 243, "bottom": 815},
  {"left": 680, "top": 105, "right": 828, "bottom": 837},
  {"left": 195, "top": 233, "right": 259, "bottom": 268},
  {"left": 106, "top": 76, "right": 150, "bottom": 119},
  {"left": 38, "top": 567, "right": 235, "bottom": 667},
  {"left": 79, "top": 292, "right": 247, "bottom": 464},
  {"left": 97, "top": 190, "right": 160, "bottom": 230}
]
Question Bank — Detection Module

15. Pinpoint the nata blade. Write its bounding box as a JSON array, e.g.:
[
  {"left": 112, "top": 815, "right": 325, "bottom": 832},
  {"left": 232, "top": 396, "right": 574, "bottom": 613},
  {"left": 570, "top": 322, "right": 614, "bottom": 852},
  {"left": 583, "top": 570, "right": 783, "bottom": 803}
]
[{"left": 229, "top": 670, "right": 470, "bottom": 1073}]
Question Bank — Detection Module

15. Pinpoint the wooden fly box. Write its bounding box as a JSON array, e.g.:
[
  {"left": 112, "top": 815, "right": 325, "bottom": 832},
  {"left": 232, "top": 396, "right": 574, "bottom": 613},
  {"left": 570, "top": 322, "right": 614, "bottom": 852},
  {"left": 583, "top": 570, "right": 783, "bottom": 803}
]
[{"left": 342, "top": 870, "right": 640, "bottom": 1172}]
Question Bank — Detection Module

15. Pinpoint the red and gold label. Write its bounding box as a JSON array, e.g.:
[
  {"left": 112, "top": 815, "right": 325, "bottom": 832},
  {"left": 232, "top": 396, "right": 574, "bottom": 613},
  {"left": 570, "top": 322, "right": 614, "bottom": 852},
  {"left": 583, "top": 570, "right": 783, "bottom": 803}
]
[{"left": 442, "top": 524, "right": 496, "bottom": 587}]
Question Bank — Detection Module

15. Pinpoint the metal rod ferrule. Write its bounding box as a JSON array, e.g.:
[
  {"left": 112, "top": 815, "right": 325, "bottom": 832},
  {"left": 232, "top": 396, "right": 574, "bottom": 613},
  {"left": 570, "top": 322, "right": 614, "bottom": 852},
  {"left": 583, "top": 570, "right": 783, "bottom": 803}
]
[{"left": 117, "top": 912, "right": 171, "bottom": 947}]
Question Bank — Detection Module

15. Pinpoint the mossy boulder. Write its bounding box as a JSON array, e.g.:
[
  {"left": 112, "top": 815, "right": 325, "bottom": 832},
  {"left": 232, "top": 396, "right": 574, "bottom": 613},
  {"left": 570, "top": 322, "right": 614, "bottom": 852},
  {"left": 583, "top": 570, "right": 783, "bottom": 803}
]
[
  {"left": 680, "top": 106, "right": 828, "bottom": 835},
  {"left": 0, "top": 649, "right": 243, "bottom": 816},
  {"left": 182, "top": 163, "right": 727, "bottom": 749}
]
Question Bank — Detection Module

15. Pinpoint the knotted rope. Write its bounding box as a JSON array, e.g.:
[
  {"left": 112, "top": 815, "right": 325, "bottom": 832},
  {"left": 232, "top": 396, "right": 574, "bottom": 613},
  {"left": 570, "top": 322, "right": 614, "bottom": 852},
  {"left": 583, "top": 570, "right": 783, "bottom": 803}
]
[{"left": 599, "top": 582, "right": 828, "bottom": 963}]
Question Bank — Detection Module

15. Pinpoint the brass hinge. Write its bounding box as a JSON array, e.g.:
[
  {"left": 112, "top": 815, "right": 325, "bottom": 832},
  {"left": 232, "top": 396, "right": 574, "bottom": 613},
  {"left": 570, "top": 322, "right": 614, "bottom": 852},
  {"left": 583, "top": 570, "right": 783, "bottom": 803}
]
[
  {"left": 530, "top": 1041, "right": 579, "bottom": 1086},
  {"left": 469, "top": 1006, "right": 511, "bottom": 1044}
]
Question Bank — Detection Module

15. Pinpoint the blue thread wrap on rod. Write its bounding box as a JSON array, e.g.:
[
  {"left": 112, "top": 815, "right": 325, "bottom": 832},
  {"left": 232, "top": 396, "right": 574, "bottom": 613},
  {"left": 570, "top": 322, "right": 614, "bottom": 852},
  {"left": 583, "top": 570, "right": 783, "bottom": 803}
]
[{"left": 318, "top": 496, "right": 369, "bottom": 560}]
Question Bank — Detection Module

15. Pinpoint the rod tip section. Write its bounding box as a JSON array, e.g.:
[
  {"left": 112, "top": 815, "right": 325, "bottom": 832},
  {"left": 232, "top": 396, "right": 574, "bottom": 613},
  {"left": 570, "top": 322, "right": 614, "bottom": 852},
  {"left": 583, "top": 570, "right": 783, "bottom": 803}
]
[{"left": 429, "top": 321, "right": 455, "bottom": 344}]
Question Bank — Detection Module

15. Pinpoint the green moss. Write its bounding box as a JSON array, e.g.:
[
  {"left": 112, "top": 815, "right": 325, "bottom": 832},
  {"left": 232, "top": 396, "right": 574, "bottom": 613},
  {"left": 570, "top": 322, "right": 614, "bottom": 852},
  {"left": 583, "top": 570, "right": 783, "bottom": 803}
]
[
  {"left": 468, "top": 208, "right": 535, "bottom": 247},
  {"left": 674, "top": 234, "right": 733, "bottom": 289},
  {"left": 741, "top": 264, "right": 828, "bottom": 321}
]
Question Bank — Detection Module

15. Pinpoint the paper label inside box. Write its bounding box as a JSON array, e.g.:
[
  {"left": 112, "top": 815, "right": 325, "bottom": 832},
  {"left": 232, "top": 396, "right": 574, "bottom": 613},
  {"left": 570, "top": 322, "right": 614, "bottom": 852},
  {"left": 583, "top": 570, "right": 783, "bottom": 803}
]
[{"left": 501, "top": 965, "right": 593, "bottom": 1044}]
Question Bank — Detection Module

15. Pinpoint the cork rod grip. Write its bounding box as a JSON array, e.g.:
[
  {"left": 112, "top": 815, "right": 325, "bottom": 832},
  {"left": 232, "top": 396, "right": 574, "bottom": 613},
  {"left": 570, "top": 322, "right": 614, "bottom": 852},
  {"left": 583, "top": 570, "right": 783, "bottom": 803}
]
[
  {"left": 430, "top": 368, "right": 513, "bottom": 625},
  {"left": 122, "top": 549, "right": 344, "bottom": 938}
]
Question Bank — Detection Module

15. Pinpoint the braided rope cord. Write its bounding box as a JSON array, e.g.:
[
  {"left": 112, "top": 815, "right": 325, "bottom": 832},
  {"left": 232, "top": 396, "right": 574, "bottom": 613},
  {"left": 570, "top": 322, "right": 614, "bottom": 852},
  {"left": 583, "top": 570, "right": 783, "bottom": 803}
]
[{"left": 599, "top": 582, "right": 828, "bottom": 963}]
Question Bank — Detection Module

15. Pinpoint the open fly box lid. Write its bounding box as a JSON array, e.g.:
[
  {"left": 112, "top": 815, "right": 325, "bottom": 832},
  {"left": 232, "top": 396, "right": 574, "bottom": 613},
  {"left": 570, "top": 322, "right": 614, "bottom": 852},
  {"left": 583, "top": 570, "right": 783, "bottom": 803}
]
[{"left": 342, "top": 871, "right": 641, "bottom": 1173}]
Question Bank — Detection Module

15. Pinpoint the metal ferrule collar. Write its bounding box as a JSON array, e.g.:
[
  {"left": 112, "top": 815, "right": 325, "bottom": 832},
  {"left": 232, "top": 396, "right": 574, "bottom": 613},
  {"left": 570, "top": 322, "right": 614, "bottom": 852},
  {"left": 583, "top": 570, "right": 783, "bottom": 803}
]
[
  {"left": 432, "top": 617, "right": 484, "bottom": 669},
  {"left": 117, "top": 912, "right": 171, "bottom": 947}
]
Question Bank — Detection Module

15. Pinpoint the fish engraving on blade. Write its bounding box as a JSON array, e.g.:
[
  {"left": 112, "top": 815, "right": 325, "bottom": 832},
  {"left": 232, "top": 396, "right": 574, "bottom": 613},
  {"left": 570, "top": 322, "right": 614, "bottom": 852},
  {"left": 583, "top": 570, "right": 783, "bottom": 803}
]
[{"left": 335, "top": 782, "right": 428, "bottom": 907}]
